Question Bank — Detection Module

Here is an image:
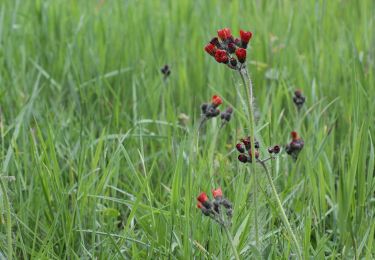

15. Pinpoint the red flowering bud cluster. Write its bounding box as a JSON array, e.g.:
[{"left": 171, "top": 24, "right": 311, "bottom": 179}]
[
  {"left": 268, "top": 145, "right": 281, "bottom": 154},
  {"left": 293, "top": 89, "right": 306, "bottom": 110},
  {"left": 285, "top": 131, "right": 304, "bottom": 160},
  {"left": 220, "top": 107, "right": 233, "bottom": 122},
  {"left": 201, "top": 95, "right": 222, "bottom": 118},
  {"left": 197, "top": 188, "right": 233, "bottom": 220},
  {"left": 204, "top": 28, "right": 253, "bottom": 70},
  {"left": 236, "top": 136, "right": 260, "bottom": 163}
]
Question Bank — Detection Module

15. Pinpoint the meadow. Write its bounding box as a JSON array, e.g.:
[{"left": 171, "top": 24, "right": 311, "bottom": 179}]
[{"left": 0, "top": 0, "right": 374, "bottom": 259}]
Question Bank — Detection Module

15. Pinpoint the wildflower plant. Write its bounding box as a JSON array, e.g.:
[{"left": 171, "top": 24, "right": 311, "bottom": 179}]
[
  {"left": 202, "top": 28, "right": 304, "bottom": 258},
  {"left": 197, "top": 188, "right": 239, "bottom": 260}
]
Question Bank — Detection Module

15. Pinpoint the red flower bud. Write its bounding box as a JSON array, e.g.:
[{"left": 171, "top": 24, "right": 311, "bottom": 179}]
[
  {"left": 211, "top": 95, "right": 223, "bottom": 107},
  {"left": 291, "top": 131, "right": 300, "bottom": 141},
  {"left": 217, "top": 28, "right": 232, "bottom": 41},
  {"left": 197, "top": 202, "right": 203, "bottom": 209},
  {"left": 214, "top": 49, "right": 229, "bottom": 63},
  {"left": 239, "top": 30, "right": 253, "bottom": 45},
  {"left": 204, "top": 43, "right": 217, "bottom": 56},
  {"left": 212, "top": 188, "right": 223, "bottom": 199},
  {"left": 235, "top": 48, "right": 247, "bottom": 63},
  {"left": 197, "top": 192, "right": 209, "bottom": 204}
]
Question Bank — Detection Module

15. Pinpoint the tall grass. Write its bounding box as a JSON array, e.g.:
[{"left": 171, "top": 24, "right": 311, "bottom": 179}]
[{"left": 0, "top": 0, "right": 374, "bottom": 258}]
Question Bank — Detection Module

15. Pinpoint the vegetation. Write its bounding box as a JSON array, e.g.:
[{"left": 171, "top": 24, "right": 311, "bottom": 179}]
[{"left": 0, "top": 0, "right": 374, "bottom": 258}]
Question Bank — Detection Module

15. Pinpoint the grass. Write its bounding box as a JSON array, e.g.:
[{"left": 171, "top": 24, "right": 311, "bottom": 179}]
[{"left": 0, "top": 0, "right": 374, "bottom": 258}]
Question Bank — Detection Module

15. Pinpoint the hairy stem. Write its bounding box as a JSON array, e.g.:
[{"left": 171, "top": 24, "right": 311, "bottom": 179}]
[
  {"left": 239, "top": 67, "right": 259, "bottom": 245},
  {"left": 257, "top": 160, "right": 302, "bottom": 259}
]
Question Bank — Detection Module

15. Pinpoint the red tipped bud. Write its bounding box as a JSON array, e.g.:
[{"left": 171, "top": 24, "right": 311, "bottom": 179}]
[
  {"left": 212, "top": 188, "right": 223, "bottom": 199},
  {"left": 197, "top": 202, "right": 203, "bottom": 209},
  {"left": 215, "top": 49, "right": 229, "bottom": 63},
  {"left": 239, "top": 30, "right": 253, "bottom": 45},
  {"left": 197, "top": 192, "right": 209, "bottom": 204},
  {"left": 291, "top": 131, "right": 300, "bottom": 141},
  {"left": 211, "top": 95, "right": 223, "bottom": 107},
  {"left": 235, "top": 48, "right": 247, "bottom": 63},
  {"left": 204, "top": 43, "right": 217, "bottom": 56},
  {"left": 217, "top": 28, "right": 232, "bottom": 41}
]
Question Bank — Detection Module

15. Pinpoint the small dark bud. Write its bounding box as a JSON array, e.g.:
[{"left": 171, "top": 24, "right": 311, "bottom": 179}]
[
  {"left": 238, "top": 154, "right": 249, "bottom": 163},
  {"left": 293, "top": 89, "right": 306, "bottom": 109},
  {"left": 201, "top": 103, "right": 208, "bottom": 113},
  {"left": 234, "top": 38, "right": 241, "bottom": 47},
  {"left": 230, "top": 58, "right": 238, "bottom": 67},
  {"left": 221, "top": 198, "right": 233, "bottom": 209},
  {"left": 236, "top": 143, "right": 245, "bottom": 153},
  {"left": 226, "top": 107, "right": 233, "bottom": 114},
  {"left": 273, "top": 145, "right": 281, "bottom": 154},
  {"left": 201, "top": 207, "right": 211, "bottom": 216},
  {"left": 227, "top": 42, "right": 236, "bottom": 54},
  {"left": 268, "top": 147, "right": 274, "bottom": 154},
  {"left": 210, "top": 37, "right": 221, "bottom": 48},
  {"left": 249, "top": 150, "right": 259, "bottom": 159},
  {"left": 161, "top": 65, "right": 171, "bottom": 78}
]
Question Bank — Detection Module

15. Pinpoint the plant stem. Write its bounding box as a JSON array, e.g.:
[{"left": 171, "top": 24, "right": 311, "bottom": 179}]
[
  {"left": 239, "top": 68, "right": 259, "bottom": 246},
  {"left": 0, "top": 178, "right": 13, "bottom": 260},
  {"left": 223, "top": 224, "right": 240, "bottom": 260},
  {"left": 257, "top": 160, "right": 302, "bottom": 259}
]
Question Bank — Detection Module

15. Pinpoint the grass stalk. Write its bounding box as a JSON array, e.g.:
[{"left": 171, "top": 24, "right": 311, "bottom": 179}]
[{"left": 0, "top": 178, "right": 12, "bottom": 260}]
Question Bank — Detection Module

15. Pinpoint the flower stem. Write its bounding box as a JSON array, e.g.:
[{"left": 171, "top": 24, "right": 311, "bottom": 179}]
[
  {"left": 223, "top": 224, "right": 240, "bottom": 260},
  {"left": 239, "top": 68, "right": 259, "bottom": 246},
  {"left": 257, "top": 160, "right": 302, "bottom": 259}
]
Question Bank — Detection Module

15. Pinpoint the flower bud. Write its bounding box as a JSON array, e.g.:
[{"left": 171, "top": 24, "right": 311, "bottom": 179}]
[
  {"left": 235, "top": 48, "right": 247, "bottom": 63},
  {"left": 217, "top": 28, "right": 232, "bottom": 41},
  {"left": 215, "top": 49, "right": 229, "bottom": 63},
  {"left": 238, "top": 154, "right": 249, "bottom": 163},
  {"left": 212, "top": 188, "right": 223, "bottom": 200},
  {"left": 236, "top": 143, "right": 245, "bottom": 153},
  {"left": 204, "top": 43, "right": 217, "bottom": 56},
  {"left": 211, "top": 95, "right": 223, "bottom": 107},
  {"left": 239, "top": 30, "right": 253, "bottom": 47}
]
